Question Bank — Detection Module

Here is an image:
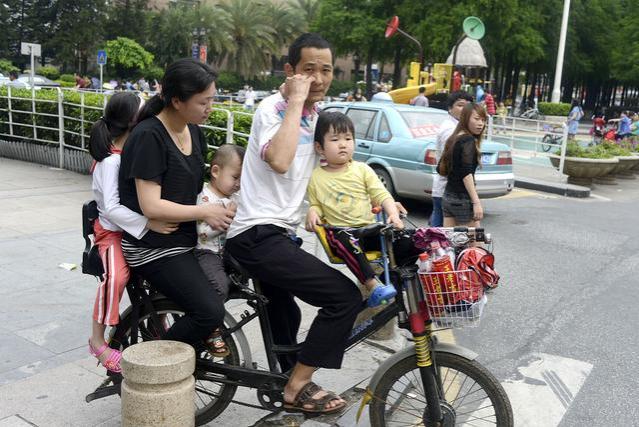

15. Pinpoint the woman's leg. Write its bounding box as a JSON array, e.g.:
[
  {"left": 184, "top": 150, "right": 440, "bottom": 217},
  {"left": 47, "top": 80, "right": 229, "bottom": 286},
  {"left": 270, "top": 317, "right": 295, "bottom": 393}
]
[
  {"left": 443, "top": 216, "right": 457, "bottom": 227},
  {"left": 133, "top": 251, "right": 225, "bottom": 345}
]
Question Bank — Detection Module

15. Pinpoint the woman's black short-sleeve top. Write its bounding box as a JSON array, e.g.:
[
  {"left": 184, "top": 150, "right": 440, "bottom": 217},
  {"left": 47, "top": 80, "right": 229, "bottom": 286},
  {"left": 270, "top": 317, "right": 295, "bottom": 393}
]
[
  {"left": 119, "top": 116, "right": 206, "bottom": 248},
  {"left": 444, "top": 135, "right": 479, "bottom": 194}
]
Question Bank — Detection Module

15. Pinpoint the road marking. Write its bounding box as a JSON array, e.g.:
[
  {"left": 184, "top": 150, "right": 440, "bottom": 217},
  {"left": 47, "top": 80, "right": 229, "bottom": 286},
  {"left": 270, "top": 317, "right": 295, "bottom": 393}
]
[
  {"left": 501, "top": 352, "right": 593, "bottom": 427},
  {"left": 588, "top": 193, "right": 612, "bottom": 202}
]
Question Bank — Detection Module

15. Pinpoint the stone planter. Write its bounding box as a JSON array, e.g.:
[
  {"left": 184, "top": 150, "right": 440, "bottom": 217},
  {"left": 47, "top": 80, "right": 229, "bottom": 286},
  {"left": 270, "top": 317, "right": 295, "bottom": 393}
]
[
  {"left": 550, "top": 155, "right": 619, "bottom": 187},
  {"left": 614, "top": 156, "right": 638, "bottom": 179},
  {"left": 630, "top": 153, "right": 639, "bottom": 173}
]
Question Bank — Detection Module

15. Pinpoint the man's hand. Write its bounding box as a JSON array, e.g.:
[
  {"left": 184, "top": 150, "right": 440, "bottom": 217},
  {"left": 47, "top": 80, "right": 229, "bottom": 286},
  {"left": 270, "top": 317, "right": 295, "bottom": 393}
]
[
  {"left": 395, "top": 201, "right": 408, "bottom": 217},
  {"left": 305, "top": 208, "right": 322, "bottom": 232},
  {"left": 147, "top": 219, "right": 179, "bottom": 234},
  {"left": 284, "top": 74, "right": 315, "bottom": 104}
]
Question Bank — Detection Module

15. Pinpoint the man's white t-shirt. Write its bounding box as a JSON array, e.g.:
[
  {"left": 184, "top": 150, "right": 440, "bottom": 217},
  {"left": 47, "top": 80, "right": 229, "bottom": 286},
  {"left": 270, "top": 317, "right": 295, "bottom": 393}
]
[
  {"left": 432, "top": 114, "right": 458, "bottom": 198},
  {"left": 244, "top": 90, "right": 256, "bottom": 107},
  {"left": 227, "top": 93, "right": 320, "bottom": 239}
]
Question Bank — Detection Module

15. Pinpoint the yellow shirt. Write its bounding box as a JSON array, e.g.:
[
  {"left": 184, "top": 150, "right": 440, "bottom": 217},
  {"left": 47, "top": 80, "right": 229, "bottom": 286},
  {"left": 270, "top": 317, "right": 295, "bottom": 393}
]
[{"left": 307, "top": 161, "right": 392, "bottom": 227}]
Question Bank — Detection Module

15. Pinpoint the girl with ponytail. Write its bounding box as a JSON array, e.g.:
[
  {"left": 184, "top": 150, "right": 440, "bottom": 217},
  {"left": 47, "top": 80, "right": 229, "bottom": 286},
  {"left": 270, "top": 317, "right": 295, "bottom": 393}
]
[{"left": 88, "top": 92, "right": 177, "bottom": 373}]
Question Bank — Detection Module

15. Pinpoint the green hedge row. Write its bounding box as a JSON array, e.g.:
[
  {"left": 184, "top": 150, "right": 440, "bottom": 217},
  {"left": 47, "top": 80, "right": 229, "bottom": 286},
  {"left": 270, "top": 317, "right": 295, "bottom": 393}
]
[
  {"left": 0, "top": 87, "right": 253, "bottom": 152},
  {"left": 538, "top": 102, "right": 571, "bottom": 116}
]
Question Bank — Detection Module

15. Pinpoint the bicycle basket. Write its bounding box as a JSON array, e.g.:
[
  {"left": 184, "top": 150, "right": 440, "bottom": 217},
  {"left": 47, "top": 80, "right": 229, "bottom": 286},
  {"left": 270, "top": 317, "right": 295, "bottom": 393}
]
[{"left": 418, "top": 269, "right": 487, "bottom": 328}]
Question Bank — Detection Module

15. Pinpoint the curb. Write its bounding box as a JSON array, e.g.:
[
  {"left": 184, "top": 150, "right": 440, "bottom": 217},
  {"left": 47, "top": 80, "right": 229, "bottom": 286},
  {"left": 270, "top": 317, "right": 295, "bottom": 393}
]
[{"left": 514, "top": 177, "right": 590, "bottom": 198}]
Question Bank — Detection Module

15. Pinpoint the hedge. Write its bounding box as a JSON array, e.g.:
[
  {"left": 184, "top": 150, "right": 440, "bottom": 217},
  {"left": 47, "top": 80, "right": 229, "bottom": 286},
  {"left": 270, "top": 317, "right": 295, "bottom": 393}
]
[
  {"left": 0, "top": 87, "right": 252, "bottom": 153},
  {"left": 538, "top": 102, "right": 571, "bottom": 116}
]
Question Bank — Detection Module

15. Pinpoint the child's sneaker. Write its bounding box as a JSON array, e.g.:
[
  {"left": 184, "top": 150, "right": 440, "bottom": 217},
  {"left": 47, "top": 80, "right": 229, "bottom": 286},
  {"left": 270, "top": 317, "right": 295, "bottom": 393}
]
[{"left": 368, "top": 283, "right": 397, "bottom": 307}]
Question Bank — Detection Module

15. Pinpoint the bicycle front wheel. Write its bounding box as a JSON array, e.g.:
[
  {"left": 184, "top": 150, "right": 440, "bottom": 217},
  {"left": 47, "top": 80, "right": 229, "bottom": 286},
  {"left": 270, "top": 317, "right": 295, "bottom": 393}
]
[
  {"left": 369, "top": 351, "right": 513, "bottom": 426},
  {"left": 542, "top": 135, "right": 553, "bottom": 152}
]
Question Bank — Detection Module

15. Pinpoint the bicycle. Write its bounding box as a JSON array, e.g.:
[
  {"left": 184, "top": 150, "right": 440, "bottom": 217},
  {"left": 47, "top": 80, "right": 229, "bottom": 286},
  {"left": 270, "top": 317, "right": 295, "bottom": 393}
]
[
  {"left": 82, "top": 200, "right": 513, "bottom": 426},
  {"left": 541, "top": 124, "right": 564, "bottom": 152},
  {"left": 518, "top": 107, "right": 545, "bottom": 121}
]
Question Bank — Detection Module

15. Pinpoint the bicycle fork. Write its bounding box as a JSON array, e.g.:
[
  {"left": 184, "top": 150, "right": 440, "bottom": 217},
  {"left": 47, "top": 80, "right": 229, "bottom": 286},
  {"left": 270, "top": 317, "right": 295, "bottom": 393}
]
[{"left": 405, "top": 275, "right": 443, "bottom": 426}]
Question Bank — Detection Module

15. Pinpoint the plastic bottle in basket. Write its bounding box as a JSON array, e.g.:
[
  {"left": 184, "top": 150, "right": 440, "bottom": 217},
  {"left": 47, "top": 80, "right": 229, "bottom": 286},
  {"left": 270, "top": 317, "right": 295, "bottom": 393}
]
[
  {"left": 416, "top": 252, "right": 445, "bottom": 316},
  {"left": 429, "top": 241, "right": 463, "bottom": 305}
]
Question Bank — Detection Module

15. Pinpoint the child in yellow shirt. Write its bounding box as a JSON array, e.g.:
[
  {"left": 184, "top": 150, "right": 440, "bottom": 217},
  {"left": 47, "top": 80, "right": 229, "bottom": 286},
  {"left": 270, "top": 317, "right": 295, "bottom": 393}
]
[{"left": 306, "top": 111, "right": 417, "bottom": 307}]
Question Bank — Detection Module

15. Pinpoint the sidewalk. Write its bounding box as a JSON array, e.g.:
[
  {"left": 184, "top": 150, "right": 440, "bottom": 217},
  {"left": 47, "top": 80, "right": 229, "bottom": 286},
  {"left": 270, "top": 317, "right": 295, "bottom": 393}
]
[
  {"left": 512, "top": 159, "right": 591, "bottom": 198},
  {"left": 0, "top": 158, "right": 408, "bottom": 427}
]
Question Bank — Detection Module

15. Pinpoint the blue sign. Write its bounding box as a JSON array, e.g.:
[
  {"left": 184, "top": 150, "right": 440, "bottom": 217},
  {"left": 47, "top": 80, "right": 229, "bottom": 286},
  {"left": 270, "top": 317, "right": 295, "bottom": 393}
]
[
  {"left": 191, "top": 44, "right": 199, "bottom": 60},
  {"left": 97, "top": 50, "right": 107, "bottom": 66}
]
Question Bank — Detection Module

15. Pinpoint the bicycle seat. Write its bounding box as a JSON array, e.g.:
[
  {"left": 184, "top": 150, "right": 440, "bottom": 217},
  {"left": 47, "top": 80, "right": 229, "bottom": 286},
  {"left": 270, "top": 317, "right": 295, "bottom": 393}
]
[
  {"left": 314, "top": 224, "right": 382, "bottom": 265},
  {"left": 82, "top": 200, "right": 104, "bottom": 277}
]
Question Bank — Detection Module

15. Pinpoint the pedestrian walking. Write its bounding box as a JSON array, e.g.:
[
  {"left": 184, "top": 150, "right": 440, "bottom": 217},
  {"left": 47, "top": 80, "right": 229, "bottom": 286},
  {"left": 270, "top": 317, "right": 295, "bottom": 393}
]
[
  {"left": 410, "top": 86, "right": 429, "bottom": 107},
  {"left": 567, "top": 100, "right": 584, "bottom": 141},
  {"left": 430, "top": 91, "right": 473, "bottom": 227},
  {"left": 437, "top": 103, "right": 487, "bottom": 228}
]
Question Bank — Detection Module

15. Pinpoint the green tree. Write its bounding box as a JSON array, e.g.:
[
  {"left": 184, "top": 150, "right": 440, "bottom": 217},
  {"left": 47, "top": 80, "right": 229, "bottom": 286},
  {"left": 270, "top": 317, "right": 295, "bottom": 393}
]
[
  {"left": 218, "top": 0, "right": 277, "bottom": 78},
  {"left": 105, "top": 37, "right": 154, "bottom": 78},
  {"left": 104, "top": 0, "right": 149, "bottom": 46}
]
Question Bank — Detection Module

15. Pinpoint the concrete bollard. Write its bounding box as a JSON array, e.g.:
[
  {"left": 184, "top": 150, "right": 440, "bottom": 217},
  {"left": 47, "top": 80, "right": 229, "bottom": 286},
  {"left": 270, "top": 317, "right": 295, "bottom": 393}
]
[{"left": 121, "top": 340, "right": 196, "bottom": 427}]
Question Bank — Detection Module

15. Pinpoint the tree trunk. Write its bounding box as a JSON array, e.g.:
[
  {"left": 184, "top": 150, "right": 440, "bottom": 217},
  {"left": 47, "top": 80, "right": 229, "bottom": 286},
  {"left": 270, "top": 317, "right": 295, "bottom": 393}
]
[
  {"left": 392, "top": 45, "right": 402, "bottom": 89},
  {"left": 522, "top": 67, "right": 530, "bottom": 103},
  {"left": 510, "top": 65, "right": 520, "bottom": 111},
  {"left": 365, "top": 46, "right": 374, "bottom": 100},
  {"left": 502, "top": 60, "right": 513, "bottom": 102}
]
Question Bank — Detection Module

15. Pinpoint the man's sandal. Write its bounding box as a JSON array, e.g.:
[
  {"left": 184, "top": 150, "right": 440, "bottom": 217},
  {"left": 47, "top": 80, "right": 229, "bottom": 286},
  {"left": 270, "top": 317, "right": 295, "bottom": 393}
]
[
  {"left": 88, "top": 339, "right": 122, "bottom": 373},
  {"left": 283, "top": 381, "right": 347, "bottom": 415},
  {"left": 204, "top": 329, "right": 230, "bottom": 358}
]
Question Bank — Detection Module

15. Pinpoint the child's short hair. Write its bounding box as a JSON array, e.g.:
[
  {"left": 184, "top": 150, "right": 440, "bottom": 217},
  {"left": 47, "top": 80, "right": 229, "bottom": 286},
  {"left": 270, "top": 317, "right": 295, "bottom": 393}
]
[
  {"left": 211, "top": 144, "right": 245, "bottom": 168},
  {"left": 314, "top": 111, "right": 355, "bottom": 147}
]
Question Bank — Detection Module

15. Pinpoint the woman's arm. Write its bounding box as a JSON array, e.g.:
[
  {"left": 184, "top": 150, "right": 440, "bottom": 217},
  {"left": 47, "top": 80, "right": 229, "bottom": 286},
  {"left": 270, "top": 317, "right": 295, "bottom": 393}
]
[
  {"left": 463, "top": 175, "right": 482, "bottom": 221},
  {"left": 136, "top": 179, "right": 235, "bottom": 230}
]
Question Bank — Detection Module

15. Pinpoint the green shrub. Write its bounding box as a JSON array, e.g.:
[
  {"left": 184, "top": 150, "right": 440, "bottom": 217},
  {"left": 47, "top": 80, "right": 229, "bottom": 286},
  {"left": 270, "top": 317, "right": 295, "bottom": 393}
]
[
  {"left": 55, "top": 80, "right": 76, "bottom": 88},
  {"left": 0, "top": 59, "right": 19, "bottom": 75},
  {"left": 144, "top": 65, "right": 164, "bottom": 82},
  {"left": 59, "top": 74, "right": 76, "bottom": 83},
  {"left": 216, "top": 71, "right": 244, "bottom": 92},
  {"left": 600, "top": 140, "right": 632, "bottom": 156},
  {"left": 561, "top": 141, "right": 615, "bottom": 159},
  {"left": 327, "top": 79, "right": 355, "bottom": 97},
  {"left": 538, "top": 102, "right": 571, "bottom": 116},
  {"left": 38, "top": 66, "right": 60, "bottom": 80}
]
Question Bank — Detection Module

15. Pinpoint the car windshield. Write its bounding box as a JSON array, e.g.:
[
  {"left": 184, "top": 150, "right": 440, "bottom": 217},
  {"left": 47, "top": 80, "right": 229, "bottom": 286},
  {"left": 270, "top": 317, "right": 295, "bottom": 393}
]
[{"left": 400, "top": 111, "right": 444, "bottom": 138}]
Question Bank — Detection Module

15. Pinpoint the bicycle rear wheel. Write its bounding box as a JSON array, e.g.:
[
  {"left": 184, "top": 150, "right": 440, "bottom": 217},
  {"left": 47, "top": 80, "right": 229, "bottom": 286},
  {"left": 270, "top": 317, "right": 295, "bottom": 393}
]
[
  {"left": 369, "top": 351, "right": 513, "bottom": 426},
  {"left": 113, "top": 298, "right": 239, "bottom": 426}
]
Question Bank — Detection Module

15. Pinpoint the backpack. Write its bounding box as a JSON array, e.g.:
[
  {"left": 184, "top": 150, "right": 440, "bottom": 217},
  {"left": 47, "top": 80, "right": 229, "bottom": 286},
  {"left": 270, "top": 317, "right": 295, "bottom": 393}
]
[{"left": 455, "top": 247, "right": 500, "bottom": 291}]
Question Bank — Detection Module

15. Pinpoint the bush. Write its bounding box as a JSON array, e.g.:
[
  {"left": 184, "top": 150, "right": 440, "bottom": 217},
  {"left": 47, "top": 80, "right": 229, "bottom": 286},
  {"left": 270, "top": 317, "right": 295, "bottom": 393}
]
[
  {"left": 59, "top": 74, "right": 76, "bottom": 83},
  {"left": 38, "top": 66, "right": 60, "bottom": 80},
  {"left": 0, "top": 59, "right": 19, "bottom": 75},
  {"left": 600, "top": 140, "right": 632, "bottom": 156},
  {"left": 216, "top": 71, "right": 244, "bottom": 92},
  {"left": 144, "top": 64, "right": 164, "bottom": 82},
  {"left": 561, "top": 141, "right": 614, "bottom": 159},
  {"left": 55, "top": 80, "right": 76, "bottom": 88},
  {"left": 538, "top": 102, "right": 571, "bottom": 116},
  {"left": 327, "top": 79, "right": 355, "bottom": 97}
]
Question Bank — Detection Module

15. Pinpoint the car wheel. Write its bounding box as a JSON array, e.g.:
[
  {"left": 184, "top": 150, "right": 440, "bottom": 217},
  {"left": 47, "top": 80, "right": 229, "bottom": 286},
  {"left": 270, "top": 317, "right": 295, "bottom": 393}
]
[{"left": 373, "top": 168, "right": 397, "bottom": 199}]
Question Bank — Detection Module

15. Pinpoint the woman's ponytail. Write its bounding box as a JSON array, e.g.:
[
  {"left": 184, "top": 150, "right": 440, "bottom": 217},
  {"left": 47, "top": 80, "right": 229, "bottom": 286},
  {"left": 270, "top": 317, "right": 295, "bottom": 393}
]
[
  {"left": 88, "top": 92, "right": 141, "bottom": 162},
  {"left": 135, "top": 94, "right": 164, "bottom": 125}
]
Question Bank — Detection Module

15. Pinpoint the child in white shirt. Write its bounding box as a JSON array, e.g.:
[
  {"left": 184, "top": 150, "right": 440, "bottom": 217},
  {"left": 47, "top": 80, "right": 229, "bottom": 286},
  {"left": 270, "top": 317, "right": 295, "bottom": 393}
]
[
  {"left": 88, "top": 93, "right": 176, "bottom": 373},
  {"left": 194, "top": 144, "right": 245, "bottom": 357}
]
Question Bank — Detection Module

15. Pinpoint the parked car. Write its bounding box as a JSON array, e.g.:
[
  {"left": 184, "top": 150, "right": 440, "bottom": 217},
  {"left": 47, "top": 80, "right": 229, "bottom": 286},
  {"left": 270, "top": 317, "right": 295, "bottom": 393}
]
[
  {"left": 18, "top": 74, "right": 60, "bottom": 88},
  {"left": 322, "top": 101, "right": 515, "bottom": 200}
]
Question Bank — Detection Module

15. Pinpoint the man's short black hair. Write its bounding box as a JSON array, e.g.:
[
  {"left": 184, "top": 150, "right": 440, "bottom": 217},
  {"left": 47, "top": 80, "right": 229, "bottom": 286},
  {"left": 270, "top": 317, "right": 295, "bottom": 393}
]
[
  {"left": 288, "top": 33, "right": 332, "bottom": 68},
  {"left": 447, "top": 90, "right": 474, "bottom": 110},
  {"left": 418, "top": 86, "right": 426, "bottom": 94},
  {"left": 9, "top": 71, "right": 18, "bottom": 79}
]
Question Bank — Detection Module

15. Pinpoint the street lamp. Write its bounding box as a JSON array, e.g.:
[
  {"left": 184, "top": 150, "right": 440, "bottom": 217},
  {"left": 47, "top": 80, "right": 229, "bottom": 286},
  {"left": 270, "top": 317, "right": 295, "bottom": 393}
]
[{"left": 551, "top": 0, "right": 571, "bottom": 103}]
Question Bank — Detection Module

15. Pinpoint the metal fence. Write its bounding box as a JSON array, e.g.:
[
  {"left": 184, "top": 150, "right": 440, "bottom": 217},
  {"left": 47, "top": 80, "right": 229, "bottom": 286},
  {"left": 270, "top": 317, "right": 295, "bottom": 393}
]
[
  {"left": 1, "top": 87, "right": 568, "bottom": 177},
  {"left": 0, "top": 86, "right": 249, "bottom": 173}
]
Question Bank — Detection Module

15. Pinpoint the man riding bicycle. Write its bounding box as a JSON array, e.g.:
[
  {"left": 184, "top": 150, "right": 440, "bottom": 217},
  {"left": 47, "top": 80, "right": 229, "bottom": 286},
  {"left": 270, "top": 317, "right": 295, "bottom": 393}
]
[{"left": 226, "top": 33, "right": 360, "bottom": 415}]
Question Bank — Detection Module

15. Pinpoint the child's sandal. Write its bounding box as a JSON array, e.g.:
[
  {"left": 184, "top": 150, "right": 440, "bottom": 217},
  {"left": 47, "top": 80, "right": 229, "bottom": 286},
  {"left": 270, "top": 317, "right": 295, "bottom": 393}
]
[
  {"left": 89, "top": 339, "right": 122, "bottom": 373},
  {"left": 204, "top": 330, "right": 230, "bottom": 358}
]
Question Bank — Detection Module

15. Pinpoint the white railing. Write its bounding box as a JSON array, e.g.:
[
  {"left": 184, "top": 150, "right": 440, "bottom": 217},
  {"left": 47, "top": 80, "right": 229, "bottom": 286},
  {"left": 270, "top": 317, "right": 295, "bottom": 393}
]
[
  {"left": 0, "top": 86, "right": 250, "bottom": 171},
  {"left": 487, "top": 114, "right": 569, "bottom": 175}
]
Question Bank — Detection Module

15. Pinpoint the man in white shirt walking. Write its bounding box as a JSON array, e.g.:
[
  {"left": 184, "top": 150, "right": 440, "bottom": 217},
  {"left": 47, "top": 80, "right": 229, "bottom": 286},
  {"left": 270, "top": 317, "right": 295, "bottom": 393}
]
[
  {"left": 431, "top": 91, "right": 474, "bottom": 226},
  {"left": 410, "top": 86, "right": 429, "bottom": 107}
]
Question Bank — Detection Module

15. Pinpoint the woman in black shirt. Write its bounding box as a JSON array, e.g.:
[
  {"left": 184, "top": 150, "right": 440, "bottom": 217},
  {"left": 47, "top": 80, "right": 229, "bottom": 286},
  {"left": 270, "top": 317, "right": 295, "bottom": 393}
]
[
  {"left": 437, "top": 102, "right": 487, "bottom": 227},
  {"left": 119, "top": 59, "right": 235, "bottom": 349}
]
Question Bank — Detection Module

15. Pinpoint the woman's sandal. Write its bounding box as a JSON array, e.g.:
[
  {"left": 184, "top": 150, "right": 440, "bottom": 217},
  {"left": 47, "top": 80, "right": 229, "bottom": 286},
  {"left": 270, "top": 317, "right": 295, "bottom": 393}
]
[
  {"left": 283, "top": 381, "right": 347, "bottom": 415},
  {"left": 204, "top": 329, "right": 230, "bottom": 358},
  {"left": 88, "top": 339, "right": 122, "bottom": 373}
]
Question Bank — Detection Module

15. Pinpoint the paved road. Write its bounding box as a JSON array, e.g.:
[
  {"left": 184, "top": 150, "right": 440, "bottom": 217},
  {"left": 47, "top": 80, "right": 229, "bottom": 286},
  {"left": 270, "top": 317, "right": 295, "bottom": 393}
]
[{"left": 1, "top": 157, "right": 638, "bottom": 426}]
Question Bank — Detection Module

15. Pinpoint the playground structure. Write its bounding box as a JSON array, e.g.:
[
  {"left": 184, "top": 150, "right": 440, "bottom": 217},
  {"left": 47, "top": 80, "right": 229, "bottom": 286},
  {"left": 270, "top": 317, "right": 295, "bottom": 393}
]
[{"left": 385, "top": 16, "right": 485, "bottom": 104}]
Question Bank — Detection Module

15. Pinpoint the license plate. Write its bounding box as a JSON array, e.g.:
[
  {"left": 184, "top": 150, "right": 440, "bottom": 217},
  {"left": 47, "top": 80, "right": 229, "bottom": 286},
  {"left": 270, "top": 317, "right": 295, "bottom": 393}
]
[{"left": 481, "top": 153, "right": 492, "bottom": 164}]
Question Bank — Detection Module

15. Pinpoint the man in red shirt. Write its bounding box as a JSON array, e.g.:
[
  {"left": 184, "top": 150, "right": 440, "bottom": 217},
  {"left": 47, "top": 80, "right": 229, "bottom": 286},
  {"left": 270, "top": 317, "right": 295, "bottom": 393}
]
[{"left": 484, "top": 92, "right": 496, "bottom": 116}]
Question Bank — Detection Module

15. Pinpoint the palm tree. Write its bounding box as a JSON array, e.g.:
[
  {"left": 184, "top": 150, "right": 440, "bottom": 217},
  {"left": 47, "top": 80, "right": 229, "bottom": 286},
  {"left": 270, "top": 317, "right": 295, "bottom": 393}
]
[
  {"left": 263, "top": 1, "right": 304, "bottom": 74},
  {"left": 291, "top": 0, "right": 319, "bottom": 29},
  {"left": 186, "top": 4, "right": 234, "bottom": 64},
  {"left": 218, "top": 0, "right": 277, "bottom": 79}
]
